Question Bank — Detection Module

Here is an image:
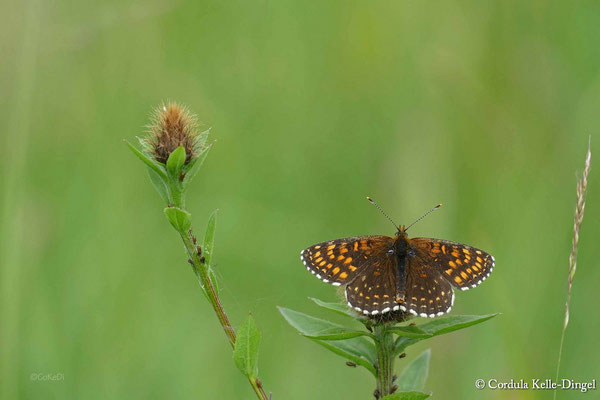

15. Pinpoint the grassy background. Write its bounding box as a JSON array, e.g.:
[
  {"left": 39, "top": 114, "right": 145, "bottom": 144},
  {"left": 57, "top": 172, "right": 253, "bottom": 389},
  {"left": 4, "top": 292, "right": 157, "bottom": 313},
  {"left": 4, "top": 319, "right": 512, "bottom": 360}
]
[{"left": 1, "top": 1, "right": 599, "bottom": 399}]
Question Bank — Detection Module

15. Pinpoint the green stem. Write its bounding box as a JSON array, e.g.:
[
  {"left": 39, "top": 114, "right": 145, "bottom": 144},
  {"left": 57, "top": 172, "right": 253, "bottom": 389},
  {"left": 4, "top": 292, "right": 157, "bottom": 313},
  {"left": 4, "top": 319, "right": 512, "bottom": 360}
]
[
  {"left": 180, "top": 230, "right": 236, "bottom": 346},
  {"left": 554, "top": 328, "right": 566, "bottom": 400},
  {"left": 179, "top": 229, "right": 269, "bottom": 400},
  {"left": 170, "top": 180, "right": 185, "bottom": 209},
  {"left": 172, "top": 190, "right": 269, "bottom": 399},
  {"left": 374, "top": 324, "right": 395, "bottom": 398}
]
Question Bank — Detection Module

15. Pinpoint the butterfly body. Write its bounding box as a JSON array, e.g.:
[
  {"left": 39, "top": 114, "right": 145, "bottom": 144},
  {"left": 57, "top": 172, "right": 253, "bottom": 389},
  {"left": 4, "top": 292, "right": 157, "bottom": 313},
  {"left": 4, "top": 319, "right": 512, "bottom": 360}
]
[{"left": 300, "top": 226, "right": 494, "bottom": 318}]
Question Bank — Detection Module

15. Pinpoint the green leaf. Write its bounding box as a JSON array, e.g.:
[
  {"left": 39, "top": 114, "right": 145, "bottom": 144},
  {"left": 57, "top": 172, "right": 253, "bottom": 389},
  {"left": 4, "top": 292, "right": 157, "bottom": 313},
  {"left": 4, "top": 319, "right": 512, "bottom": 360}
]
[
  {"left": 380, "top": 392, "right": 430, "bottom": 400},
  {"left": 393, "top": 314, "right": 498, "bottom": 356},
  {"left": 278, "top": 307, "right": 374, "bottom": 340},
  {"left": 146, "top": 166, "right": 170, "bottom": 204},
  {"left": 311, "top": 337, "right": 377, "bottom": 376},
  {"left": 166, "top": 146, "right": 186, "bottom": 178},
  {"left": 202, "top": 210, "right": 217, "bottom": 267},
  {"left": 278, "top": 306, "right": 377, "bottom": 375},
  {"left": 182, "top": 142, "right": 211, "bottom": 188},
  {"left": 394, "top": 337, "right": 421, "bottom": 357},
  {"left": 396, "top": 349, "right": 430, "bottom": 392},
  {"left": 309, "top": 297, "right": 360, "bottom": 319},
  {"left": 306, "top": 330, "right": 373, "bottom": 341},
  {"left": 233, "top": 315, "right": 261, "bottom": 379},
  {"left": 163, "top": 207, "right": 191, "bottom": 232},
  {"left": 418, "top": 313, "right": 499, "bottom": 336},
  {"left": 387, "top": 326, "right": 432, "bottom": 338},
  {"left": 124, "top": 140, "right": 167, "bottom": 179},
  {"left": 196, "top": 127, "right": 211, "bottom": 147}
]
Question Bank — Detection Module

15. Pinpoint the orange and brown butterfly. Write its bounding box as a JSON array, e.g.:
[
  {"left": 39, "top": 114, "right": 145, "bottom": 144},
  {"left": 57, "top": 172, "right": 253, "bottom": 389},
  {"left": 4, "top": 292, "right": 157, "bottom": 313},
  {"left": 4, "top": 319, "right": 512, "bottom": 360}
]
[{"left": 300, "top": 198, "right": 495, "bottom": 318}]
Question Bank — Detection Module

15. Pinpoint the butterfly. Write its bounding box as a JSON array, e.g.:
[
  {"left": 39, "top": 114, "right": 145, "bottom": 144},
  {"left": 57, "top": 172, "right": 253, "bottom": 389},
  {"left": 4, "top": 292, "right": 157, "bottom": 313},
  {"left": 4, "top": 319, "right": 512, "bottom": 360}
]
[{"left": 300, "top": 200, "right": 495, "bottom": 318}]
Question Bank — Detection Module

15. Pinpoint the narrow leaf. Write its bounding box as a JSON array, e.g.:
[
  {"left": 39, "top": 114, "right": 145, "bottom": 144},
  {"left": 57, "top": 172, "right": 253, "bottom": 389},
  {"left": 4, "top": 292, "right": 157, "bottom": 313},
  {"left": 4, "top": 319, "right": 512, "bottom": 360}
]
[
  {"left": 394, "top": 337, "right": 422, "bottom": 358},
  {"left": 195, "top": 127, "right": 211, "bottom": 147},
  {"left": 309, "top": 297, "right": 360, "bottom": 319},
  {"left": 202, "top": 210, "right": 218, "bottom": 266},
  {"left": 311, "top": 338, "right": 377, "bottom": 376},
  {"left": 305, "top": 330, "right": 373, "bottom": 341},
  {"left": 124, "top": 140, "right": 167, "bottom": 179},
  {"left": 163, "top": 207, "right": 191, "bottom": 232},
  {"left": 166, "top": 146, "right": 186, "bottom": 178},
  {"left": 182, "top": 143, "right": 212, "bottom": 188},
  {"left": 396, "top": 349, "right": 431, "bottom": 392},
  {"left": 278, "top": 307, "right": 373, "bottom": 340},
  {"left": 380, "top": 392, "right": 430, "bottom": 400},
  {"left": 146, "top": 166, "right": 170, "bottom": 204},
  {"left": 418, "top": 314, "right": 499, "bottom": 336},
  {"left": 387, "top": 326, "right": 432, "bottom": 338},
  {"left": 233, "top": 315, "right": 261, "bottom": 379},
  {"left": 393, "top": 314, "right": 498, "bottom": 356},
  {"left": 278, "top": 307, "right": 377, "bottom": 375}
]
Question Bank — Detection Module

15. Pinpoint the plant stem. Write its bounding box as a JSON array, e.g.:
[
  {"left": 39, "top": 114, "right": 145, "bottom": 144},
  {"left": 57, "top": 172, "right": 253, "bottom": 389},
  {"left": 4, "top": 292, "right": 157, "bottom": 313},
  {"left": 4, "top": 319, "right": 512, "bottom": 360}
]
[
  {"left": 180, "top": 230, "right": 236, "bottom": 346},
  {"left": 374, "top": 324, "right": 394, "bottom": 398},
  {"left": 554, "top": 139, "right": 591, "bottom": 400},
  {"left": 179, "top": 226, "right": 269, "bottom": 400}
]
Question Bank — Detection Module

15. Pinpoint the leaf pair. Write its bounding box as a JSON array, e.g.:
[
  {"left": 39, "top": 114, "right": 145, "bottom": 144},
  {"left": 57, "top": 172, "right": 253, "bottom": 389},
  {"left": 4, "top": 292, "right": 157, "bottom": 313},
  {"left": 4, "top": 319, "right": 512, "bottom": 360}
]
[{"left": 279, "top": 298, "right": 498, "bottom": 398}]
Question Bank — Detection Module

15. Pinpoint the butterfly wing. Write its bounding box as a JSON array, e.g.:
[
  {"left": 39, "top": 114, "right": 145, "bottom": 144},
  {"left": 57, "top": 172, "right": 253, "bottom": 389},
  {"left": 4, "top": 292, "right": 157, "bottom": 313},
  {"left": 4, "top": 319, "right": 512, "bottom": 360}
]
[
  {"left": 300, "top": 235, "right": 394, "bottom": 286},
  {"left": 411, "top": 238, "right": 495, "bottom": 291},
  {"left": 344, "top": 251, "right": 398, "bottom": 316},
  {"left": 403, "top": 254, "right": 454, "bottom": 317}
]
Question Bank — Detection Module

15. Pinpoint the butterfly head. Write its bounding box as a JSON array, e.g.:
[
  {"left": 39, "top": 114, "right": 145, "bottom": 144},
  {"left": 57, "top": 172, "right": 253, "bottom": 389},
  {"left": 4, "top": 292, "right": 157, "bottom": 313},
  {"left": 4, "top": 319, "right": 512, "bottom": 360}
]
[{"left": 396, "top": 225, "right": 408, "bottom": 238}]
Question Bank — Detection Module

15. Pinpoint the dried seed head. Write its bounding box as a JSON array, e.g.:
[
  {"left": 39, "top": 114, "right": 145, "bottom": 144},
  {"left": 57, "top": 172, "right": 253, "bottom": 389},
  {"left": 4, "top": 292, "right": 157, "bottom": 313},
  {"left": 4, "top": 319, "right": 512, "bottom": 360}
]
[{"left": 143, "top": 102, "right": 203, "bottom": 164}]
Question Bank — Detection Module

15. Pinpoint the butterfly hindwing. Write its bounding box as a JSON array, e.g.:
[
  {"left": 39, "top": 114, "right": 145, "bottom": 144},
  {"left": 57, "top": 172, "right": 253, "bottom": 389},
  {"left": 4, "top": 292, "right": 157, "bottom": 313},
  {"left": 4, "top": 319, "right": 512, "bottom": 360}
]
[
  {"left": 300, "top": 235, "right": 394, "bottom": 286},
  {"left": 402, "top": 254, "right": 454, "bottom": 317},
  {"left": 411, "top": 238, "right": 495, "bottom": 291},
  {"left": 344, "top": 252, "right": 397, "bottom": 315}
]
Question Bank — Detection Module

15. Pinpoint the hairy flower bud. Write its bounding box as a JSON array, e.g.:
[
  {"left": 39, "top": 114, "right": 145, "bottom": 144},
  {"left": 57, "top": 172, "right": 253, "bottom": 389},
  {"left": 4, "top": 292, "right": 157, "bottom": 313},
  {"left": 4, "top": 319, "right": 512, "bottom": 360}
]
[{"left": 143, "top": 102, "right": 203, "bottom": 164}]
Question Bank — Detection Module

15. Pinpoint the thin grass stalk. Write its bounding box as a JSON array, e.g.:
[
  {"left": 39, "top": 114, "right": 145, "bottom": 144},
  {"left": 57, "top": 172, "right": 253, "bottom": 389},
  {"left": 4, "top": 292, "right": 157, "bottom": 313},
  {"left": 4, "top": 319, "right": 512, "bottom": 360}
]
[{"left": 554, "top": 138, "right": 591, "bottom": 400}]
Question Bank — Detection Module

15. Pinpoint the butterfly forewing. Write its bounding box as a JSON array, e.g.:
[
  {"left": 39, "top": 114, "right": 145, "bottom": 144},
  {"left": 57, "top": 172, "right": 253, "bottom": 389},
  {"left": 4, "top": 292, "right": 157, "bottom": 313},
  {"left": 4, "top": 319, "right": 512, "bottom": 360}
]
[
  {"left": 300, "top": 236, "right": 394, "bottom": 286},
  {"left": 412, "top": 238, "right": 495, "bottom": 291}
]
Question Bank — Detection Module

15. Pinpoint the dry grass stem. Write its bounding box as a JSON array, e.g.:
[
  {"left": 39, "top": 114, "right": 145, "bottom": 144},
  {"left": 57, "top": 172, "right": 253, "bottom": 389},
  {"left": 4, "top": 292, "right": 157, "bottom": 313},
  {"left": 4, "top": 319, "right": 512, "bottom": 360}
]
[{"left": 554, "top": 138, "right": 591, "bottom": 399}]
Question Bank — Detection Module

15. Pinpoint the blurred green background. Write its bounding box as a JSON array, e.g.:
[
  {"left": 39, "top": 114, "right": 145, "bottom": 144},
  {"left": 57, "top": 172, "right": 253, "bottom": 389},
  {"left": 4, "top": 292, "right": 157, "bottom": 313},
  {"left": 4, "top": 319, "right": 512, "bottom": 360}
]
[{"left": 1, "top": 0, "right": 599, "bottom": 399}]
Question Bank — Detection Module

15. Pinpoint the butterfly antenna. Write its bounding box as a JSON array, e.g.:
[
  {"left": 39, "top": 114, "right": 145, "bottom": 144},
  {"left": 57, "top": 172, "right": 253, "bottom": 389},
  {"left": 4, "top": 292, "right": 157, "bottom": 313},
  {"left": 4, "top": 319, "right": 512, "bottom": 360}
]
[
  {"left": 405, "top": 203, "right": 443, "bottom": 231},
  {"left": 366, "top": 197, "right": 400, "bottom": 231}
]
